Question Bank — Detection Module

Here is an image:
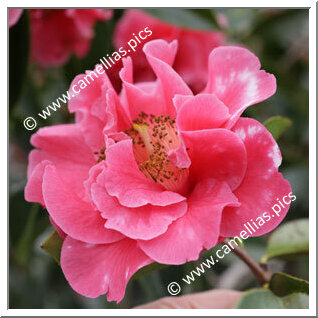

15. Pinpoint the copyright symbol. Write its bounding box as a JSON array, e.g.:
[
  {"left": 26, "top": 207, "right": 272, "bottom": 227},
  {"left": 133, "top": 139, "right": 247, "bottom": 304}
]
[
  {"left": 167, "top": 282, "right": 181, "bottom": 296},
  {"left": 23, "top": 117, "right": 37, "bottom": 131}
]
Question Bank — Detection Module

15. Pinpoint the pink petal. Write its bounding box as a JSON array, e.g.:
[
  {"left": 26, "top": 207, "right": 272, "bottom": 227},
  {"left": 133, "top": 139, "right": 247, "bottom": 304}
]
[
  {"left": 173, "top": 28, "right": 225, "bottom": 93},
  {"left": 167, "top": 139, "right": 191, "bottom": 169},
  {"left": 70, "top": 9, "right": 113, "bottom": 38},
  {"left": 49, "top": 216, "right": 67, "bottom": 240},
  {"left": 30, "top": 9, "right": 73, "bottom": 67},
  {"left": 173, "top": 94, "right": 194, "bottom": 112},
  {"left": 68, "top": 66, "right": 129, "bottom": 150},
  {"left": 204, "top": 46, "right": 276, "bottom": 127},
  {"left": 119, "top": 57, "right": 133, "bottom": 84},
  {"left": 104, "top": 131, "right": 131, "bottom": 147},
  {"left": 68, "top": 65, "right": 113, "bottom": 114},
  {"left": 42, "top": 165, "right": 124, "bottom": 244},
  {"left": 30, "top": 124, "right": 94, "bottom": 199},
  {"left": 113, "top": 10, "right": 224, "bottom": 93},
  {"left": 143, "top": 38, "right": 178, "bottom": 66},
  {"left": 25, "top": 159, "right": 51, "bottom": 206},
  {"left": 83, "top": 161, "right": 106, "bottom": 202},
  {"left": 138, "top": 180, "right": 239, "bottom": 264},
  {"left": 60, "top": 236, "right": 153, "bottom": 302},
  {"left": 9, "top": 9, "right": 23, "bottom": 28},
  {"left": 182, "top": 129, "right": 247, "bottom": 190},
  {"left": 119, "top": 60, "right": 162, "bottom": 119},
  {"left": 119, "top": 57, "right": 174, "bottom": 119},
  {"left": 91, "top": 180, "right": 188, "bottom": 240},
  {"left": 26, "top": 149, "right": 46, "bottom": 179},
  {"left": 74, "top": 111, "right": 106, "bottom": 151},
  {"left": 30, "top": 124, "right": 93, "bottom": 164},
  {"left": 220, "top": 118, "right": 292, "bottom": 237},
  {"left": 176, "top": 94, "right": 230, "bottom": 132},
  {"left": 30, "top": 9, "right": 112, "bottom": 67},
  {"left": 143, "top": 39, "right": 193, "bottom": 116},
  {"left": 104, "top": 139, "right": 186, "bottom": 207}
]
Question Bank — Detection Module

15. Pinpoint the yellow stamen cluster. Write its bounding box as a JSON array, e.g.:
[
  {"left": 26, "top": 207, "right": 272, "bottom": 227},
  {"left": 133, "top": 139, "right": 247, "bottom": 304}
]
[{"left": 124, "top": 112, "right": 188, "bottom": 192}]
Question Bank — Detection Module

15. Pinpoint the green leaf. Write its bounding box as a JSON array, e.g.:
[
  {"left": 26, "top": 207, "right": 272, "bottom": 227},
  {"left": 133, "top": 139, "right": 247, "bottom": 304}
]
[
  {"left": 142, "top": 9, "right": 219, "bottom": 30},
  {"left": 131, "top": 262, "right": 167, "bottom": 281},
  {"left": 235, "top": 289, "right": 284, "bottom": 308},
  {"left": 261, "top": 219, "right": 309, "bottom": 262},
  {"left": 40, "top": 230, "right": 63, "bottom": 265},
  {"left": 281, "top": 293, "right": 309, "bottom": 309},
  {"left": 263, "top": 116, "right": 292, "bottom": 140},
  {"left": 235, "top": 289, "right": 309, "bottom": 309},
  {"left": 269, "top": 272, "right": 309, "bottom": 297}
]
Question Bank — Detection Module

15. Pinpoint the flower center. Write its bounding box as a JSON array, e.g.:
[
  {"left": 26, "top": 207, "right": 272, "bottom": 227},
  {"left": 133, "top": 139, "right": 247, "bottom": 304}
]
[{"left": 124, "top": 112, "right": 189, "bottom": 194}]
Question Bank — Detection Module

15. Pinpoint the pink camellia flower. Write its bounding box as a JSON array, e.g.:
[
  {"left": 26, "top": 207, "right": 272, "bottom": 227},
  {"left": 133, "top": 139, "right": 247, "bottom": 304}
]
[
  {"left": 25, "top": 39, "right": 291, "bottom": 303},
  {"left": 9, "top": 9, "right": 23, "bottom": 28},
  {"left": 113, "top": 9, "right": 225, "bottom": 93},
  {"left": 29, "top": 9, "right": 113, "bottom": 67}
]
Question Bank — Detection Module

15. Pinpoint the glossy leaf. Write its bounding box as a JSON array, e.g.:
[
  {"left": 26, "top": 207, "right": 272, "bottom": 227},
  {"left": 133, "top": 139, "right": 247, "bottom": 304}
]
[
  {"left": 235, "top": 289, "right": 284, "bottom": 309},
  {"left": 235, "top": 288, "right": 309, "bottom": 309},
  {"left": 281, "top": 293, "right": 309, "bottom": 309},
  {"left": 269, "top": 272, "right": 309, "bottom": 297},
  {"left": 261, "top": 219, "right": 309, "bottom": 262}
]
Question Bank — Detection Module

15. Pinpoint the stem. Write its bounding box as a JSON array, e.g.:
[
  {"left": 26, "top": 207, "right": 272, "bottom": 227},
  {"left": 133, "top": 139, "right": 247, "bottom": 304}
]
[{"left": 222, "top": 239, "right": 272, "bottom": 286}]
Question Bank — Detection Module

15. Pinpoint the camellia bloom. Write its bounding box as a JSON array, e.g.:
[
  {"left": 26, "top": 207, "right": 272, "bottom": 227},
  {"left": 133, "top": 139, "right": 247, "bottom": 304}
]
[
  {"left": 9, "top": 9, "right": 23, "bottom": 28},
  {"left": 113, "top": 9, "right": 225, "bottom": 92},
  {"left": 29, "top": 9, "right": 113, "bottom": 67},
  {"left": 25, "top": 39, "right": 291, "bottom": 303}
]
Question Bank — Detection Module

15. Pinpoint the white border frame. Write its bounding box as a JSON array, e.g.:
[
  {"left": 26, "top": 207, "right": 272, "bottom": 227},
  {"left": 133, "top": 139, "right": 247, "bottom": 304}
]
[{"left": 3, "top": 0, "right": 316, "bottom": 316}]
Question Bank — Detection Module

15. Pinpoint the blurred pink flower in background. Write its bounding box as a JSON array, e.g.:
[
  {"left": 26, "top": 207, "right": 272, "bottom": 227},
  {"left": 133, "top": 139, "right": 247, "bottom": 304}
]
[
  {"left": 113, "top": 9, "right": 226, "bottom": 93},
  {"left": 25, "top": 39, "right": 291, "bottom": 303},
  {"left": 29, "top": 9, "right": 113, "bottom": 67},
  {"left": 9, "top": 9, "right": 23, "bottom": 28}
]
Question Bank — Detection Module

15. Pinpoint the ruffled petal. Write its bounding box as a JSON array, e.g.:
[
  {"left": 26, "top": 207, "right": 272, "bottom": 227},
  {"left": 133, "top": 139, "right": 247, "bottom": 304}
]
[
  {"left": 176, "top": 94, "right": 230, "bottom": 132},
  {"left": 91, "top": 180, "right": 188, "bottom": 240},
  {"left": 220, "top": 118, "right": 292, "bottom": 237},
  {"left": 42, "top": 165, "right": 124, "bottom": 244},
  {"left": 29, "top": 124, "right": 94, "bottom": 199},
  {"left": 25, "top": 159, "right": 51, "bottom": 206},
  {"left": 119, "top": 58, "right": 166, "bottom": 119},
  {"left": 113, "top": 10, "right": 224, "bottom": 93},
  {"left": 104, "top": 139, "right": 186, "bottom": 207},
  {"left": 68, "top": 65, "right": 113, "bottom": 114},
  {"left": 173, "top": 28, "right": 225, "bottom": 92},
  {"left": 138, "top": 179, "right": 239, "bottom": 264},
  {"left": 143, "top": 39, "right": 193, "bottom": 116},
  {"left": 60, "top": 236, "right": 153, "bottom": 302},
  {"left": 204, "top": 46, "right": 276, "bottom": 127},
  {"left": 68, "top": 66, "right": 129, "bottom": 150},
  {"left": 182, "top": 129, "right": 247, "bottom": 190}
]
